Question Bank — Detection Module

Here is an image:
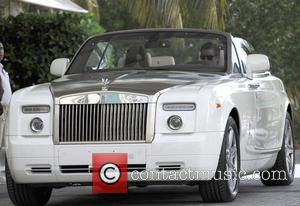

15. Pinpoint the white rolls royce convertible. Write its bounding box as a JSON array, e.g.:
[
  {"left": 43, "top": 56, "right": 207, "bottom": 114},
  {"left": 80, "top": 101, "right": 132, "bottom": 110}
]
[{"left": 2, "top": 29, "right": 295, "bottom": 205}]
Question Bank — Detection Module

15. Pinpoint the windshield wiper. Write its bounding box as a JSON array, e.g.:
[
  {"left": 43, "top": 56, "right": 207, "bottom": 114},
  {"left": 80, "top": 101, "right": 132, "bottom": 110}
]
[{"left": 96, "top": 43, "right": 110, "bottom": 70}]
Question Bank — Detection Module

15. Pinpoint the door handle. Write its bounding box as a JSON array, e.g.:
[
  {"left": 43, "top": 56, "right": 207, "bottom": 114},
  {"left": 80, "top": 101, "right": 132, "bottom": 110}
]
[{"left": 248, "top": 83, "right": 260, "bottom": 89}]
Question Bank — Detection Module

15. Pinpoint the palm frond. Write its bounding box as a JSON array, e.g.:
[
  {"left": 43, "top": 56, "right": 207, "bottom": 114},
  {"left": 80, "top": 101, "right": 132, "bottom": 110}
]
[
  {"left": 216, "top": 0, "right": 228, "bottom": 30},
  {"left": 123, "top": 0, "right": 183, "bottom": 28},
  {"left": 182, "top": 0, "right": 228, "bottom": 31},
  {"left": 122, "top": 0, "right": 227, "bottom": 30}
]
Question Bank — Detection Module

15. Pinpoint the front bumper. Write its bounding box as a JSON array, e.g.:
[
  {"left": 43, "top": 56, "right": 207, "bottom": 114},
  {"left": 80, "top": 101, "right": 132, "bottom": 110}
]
[{"left": 6, "top": 132, "right": 224, "bottom": 183}]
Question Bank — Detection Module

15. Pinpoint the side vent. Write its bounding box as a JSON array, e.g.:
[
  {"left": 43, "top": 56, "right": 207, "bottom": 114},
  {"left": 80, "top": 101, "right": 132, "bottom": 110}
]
[
  {"left": 28, "top": 165, "right": 52, "bottom": 174},
  {"left": 60, "top": 164, "right": 147, "bottom": 174},
  {"left": 157, "top": 164, "right": 182, "bottom": 171}
]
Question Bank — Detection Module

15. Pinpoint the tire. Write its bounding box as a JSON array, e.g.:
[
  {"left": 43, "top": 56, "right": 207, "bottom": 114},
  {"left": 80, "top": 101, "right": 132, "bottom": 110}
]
[
  {"left": 260, "top": 112, "right": 295, "bottom": 186},
  {"left": 5, "top": 159, "right": 52, "bottom": 206},
  {"left": 199, "top": 116, "right": 240, "bottom": 202}
]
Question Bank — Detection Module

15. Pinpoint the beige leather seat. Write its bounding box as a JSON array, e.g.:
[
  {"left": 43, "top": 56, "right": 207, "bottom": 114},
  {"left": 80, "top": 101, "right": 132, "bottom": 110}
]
[{"left": 146, "top": 52, "right": 175, "bottom": 67}]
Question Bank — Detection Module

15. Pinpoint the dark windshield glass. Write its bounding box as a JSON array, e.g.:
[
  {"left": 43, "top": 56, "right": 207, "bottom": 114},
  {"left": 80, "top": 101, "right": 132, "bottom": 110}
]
[{"left": 67, "top": 31, "right": 227, "bottom": 74}]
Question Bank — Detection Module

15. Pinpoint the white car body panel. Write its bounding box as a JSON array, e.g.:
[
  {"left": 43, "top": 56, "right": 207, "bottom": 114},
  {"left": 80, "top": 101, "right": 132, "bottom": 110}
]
[{"left": 5, "top": 74, "right": 290, "bottom": 183}]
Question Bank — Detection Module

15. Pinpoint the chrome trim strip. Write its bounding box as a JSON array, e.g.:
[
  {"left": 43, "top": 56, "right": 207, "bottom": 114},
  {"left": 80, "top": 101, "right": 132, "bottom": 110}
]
[
  {"left": 138, "top": 104, "right": 142, "bottom": 140},
  {"left": 57, "top": 140, "right": 146, "bottom": 145},
  {"left": 124, "top": 104, "right": 128, "bottom": 140},
  {"left": 120, "top": 104, "right": 124, "bottom": 141},
  {"left": 78, "top": 105, "right": 82, "bottom": 141},
  {"left": 146, "top": 103, "right": 156, "bottom": 142},
  {"left": 54, "top": 104, "right": 60, "bottom": 145},
  {"left": 253, "top": 72, "right": 271, "bottom": 78},
  {"left": 116, "top": 104, "right": 120, "bottom": 141},
  {"left": 74, "top": 104, "right": 78, "bottom": 141},
  {"left": 128, "top": 104, "right": 132, "bottom": 141},
  {"left": 135, "top": 104, "right": 138, "bottom": 140},
  {"left": 59, "top": 92, "right": 149, "bottom": 104}
]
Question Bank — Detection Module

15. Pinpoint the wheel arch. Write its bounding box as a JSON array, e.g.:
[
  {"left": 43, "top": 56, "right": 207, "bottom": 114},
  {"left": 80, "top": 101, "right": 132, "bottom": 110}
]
[
  {"left": 287, "top": 104, "right": 293, "bottom": 122},
  {"left": 229, "top": 107, "right": 240, "bottom": 135}
]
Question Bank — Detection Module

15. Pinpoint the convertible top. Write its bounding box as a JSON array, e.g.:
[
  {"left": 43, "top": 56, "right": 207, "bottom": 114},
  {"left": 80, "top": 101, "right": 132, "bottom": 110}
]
[{"left": 89, "top": 28, "right": 232, "bottom": 40}]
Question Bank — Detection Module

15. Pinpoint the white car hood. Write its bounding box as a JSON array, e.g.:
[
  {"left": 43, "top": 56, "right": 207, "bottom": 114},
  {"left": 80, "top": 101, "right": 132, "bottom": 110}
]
[{"left": 50, "top": 70, "right": 224, "bottom": 97}]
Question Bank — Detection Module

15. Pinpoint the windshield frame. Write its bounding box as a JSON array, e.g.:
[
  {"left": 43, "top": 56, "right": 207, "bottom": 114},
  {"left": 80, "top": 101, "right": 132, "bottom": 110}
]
[{"left": 65, "top": 29, "right": 232, "bottom": 75}]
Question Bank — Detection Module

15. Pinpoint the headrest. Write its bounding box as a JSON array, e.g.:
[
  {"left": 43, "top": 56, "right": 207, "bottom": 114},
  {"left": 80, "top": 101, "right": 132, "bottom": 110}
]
[
  {"left": 151, "top": 56, "right": 175, "bottom": 67},
  {"left": 218, "top": 50, "right": 224, "bottom": 67}
]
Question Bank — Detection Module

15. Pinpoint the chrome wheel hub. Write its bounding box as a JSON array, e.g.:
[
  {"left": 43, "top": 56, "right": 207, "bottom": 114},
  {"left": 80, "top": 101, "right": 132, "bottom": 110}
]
[
  {"left": 285, "top": 119, "right": 294, "bottom": 176},
  {"left": 226, "top": 127, "right": 238, "bottom": 192}
]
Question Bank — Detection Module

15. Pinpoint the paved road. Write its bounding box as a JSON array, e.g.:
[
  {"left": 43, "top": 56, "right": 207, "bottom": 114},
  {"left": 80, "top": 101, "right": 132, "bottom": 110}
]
[{"left": 1, "top": 151, "right": 299, "bottom": 206}]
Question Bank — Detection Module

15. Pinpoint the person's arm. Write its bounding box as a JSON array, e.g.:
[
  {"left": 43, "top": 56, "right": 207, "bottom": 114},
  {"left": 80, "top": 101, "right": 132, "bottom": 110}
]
[{"left": 0, "top": 76, "right": 3, "bottom": 115}]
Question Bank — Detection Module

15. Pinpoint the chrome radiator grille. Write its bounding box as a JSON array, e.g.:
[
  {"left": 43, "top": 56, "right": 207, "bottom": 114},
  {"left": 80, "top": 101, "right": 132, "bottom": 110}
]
[{"left": 59, "top": 103, "right": 148, "bottom": 142}]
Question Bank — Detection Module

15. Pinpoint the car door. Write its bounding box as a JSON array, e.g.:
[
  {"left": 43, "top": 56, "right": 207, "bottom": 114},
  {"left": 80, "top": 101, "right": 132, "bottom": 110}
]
[
  {"left": 234, "top": 38, "right": 282, "bottom": 151},
  {"left": 252, "top": 74, "right": 283, "bottom": 150},
  {"left": 232, "top": 41, "right": 257, "bottom": 160}
]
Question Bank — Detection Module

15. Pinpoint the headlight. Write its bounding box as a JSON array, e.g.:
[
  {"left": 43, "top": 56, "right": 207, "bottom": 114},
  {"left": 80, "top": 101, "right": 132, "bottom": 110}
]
[
  {"left": 30, "top": 118, "right": 44, "bottom": 133},
  {"left": 163, "top": 103, "right": 196, "bottom": 111},
  {"left": 22, "top": 105, "right": 50, "bottom": 113},
  {"left": 167, "top": 115, "right": 183, "bottom": 130}
]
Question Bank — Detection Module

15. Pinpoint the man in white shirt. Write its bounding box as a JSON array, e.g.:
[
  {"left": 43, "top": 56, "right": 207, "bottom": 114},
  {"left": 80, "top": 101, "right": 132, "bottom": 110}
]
[{"left": 0, "top": 41, "right": 12, "bottom": 183}]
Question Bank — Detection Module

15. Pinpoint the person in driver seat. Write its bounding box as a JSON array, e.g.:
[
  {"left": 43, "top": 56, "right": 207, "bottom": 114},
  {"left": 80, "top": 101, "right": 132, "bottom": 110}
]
[
  {"left": 124, "top": 45, "right": 146, "bottom": 67},
  {"left": 200, "top": 42, "right": 220, "bottom": 65}
]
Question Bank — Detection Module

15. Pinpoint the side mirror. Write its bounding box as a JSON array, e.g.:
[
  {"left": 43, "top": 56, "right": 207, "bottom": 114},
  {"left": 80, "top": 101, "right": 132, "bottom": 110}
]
[
  {"left": 50, "top": 58, "right": 70, "bottom": 77},
  {"left": 246, "top": 54, "right": 270, "bottom": 73}
]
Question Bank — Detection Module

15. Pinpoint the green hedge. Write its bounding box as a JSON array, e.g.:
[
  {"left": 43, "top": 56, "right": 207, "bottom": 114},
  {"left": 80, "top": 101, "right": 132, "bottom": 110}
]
[{"left": 0, "top": 12, "right": 103, "bottom": 90}]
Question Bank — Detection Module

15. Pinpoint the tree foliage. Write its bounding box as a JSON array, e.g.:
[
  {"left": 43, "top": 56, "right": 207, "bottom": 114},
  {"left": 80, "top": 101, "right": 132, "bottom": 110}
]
[
  {"left": 123, "top": 0, "right": 183, "bottom": 28},
  {"left": 122, "top": 0, "right": 228, "bottom": 31},
  {"left": 0, "top": 13, "right": 103, "bottom": 90},
  {"left": 72, "top": 0, "right": 100, "bottom": 22},
  {"left": 98, "top": 0, "right": 140, "bottom": 32},
  {"left": 183, "top": 0, "right": 228, "bottom": 30},
  {"left": 97, "top": 0, "right": 228, "bottom": 31},
  {"left": 227, "top": 0, "right": 299, "bottom": 84}
]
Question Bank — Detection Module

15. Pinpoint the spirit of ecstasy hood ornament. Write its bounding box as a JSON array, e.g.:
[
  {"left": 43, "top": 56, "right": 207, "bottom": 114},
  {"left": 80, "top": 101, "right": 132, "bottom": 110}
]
[{"left": 101, "top": 78, "right": 110, "bottom": 91}]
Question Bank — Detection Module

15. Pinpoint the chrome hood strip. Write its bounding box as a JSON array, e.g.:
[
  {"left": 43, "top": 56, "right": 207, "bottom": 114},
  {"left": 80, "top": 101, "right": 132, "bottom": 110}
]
[{"left": 59, "top": 92, "right": 149, "bottom": 104}]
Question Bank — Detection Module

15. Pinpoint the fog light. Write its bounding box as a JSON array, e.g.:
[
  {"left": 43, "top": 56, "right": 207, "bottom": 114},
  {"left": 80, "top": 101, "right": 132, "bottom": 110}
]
[
  {"left": 163, "top": 103, "right": 196, "bottom": 111},
  {"left": 167, "top": 115, "right": 183, "bottom": 130},
  {"left": 30, "top": 118, "right": 44, "bottom": 133},
  {"left": 22, "top": 105, "right": 50, "bottom": 113}
]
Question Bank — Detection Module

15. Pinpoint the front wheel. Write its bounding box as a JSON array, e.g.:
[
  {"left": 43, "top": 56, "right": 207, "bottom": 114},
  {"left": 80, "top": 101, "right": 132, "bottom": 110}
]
[
  {"left": 6, "top": 159, "right": 52, "bottom": 206},
  {"left": 199, "top": 116, "right": 240, "bottom": 202},
  {"left": 260, "top": 112, "right": 295, "bottom": 186}
]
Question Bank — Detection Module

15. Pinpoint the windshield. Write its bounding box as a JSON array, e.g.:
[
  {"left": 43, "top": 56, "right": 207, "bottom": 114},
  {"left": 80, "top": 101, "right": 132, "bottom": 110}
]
[{"left": 67, "top": 31, "right": 227, "bottom": 74}]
